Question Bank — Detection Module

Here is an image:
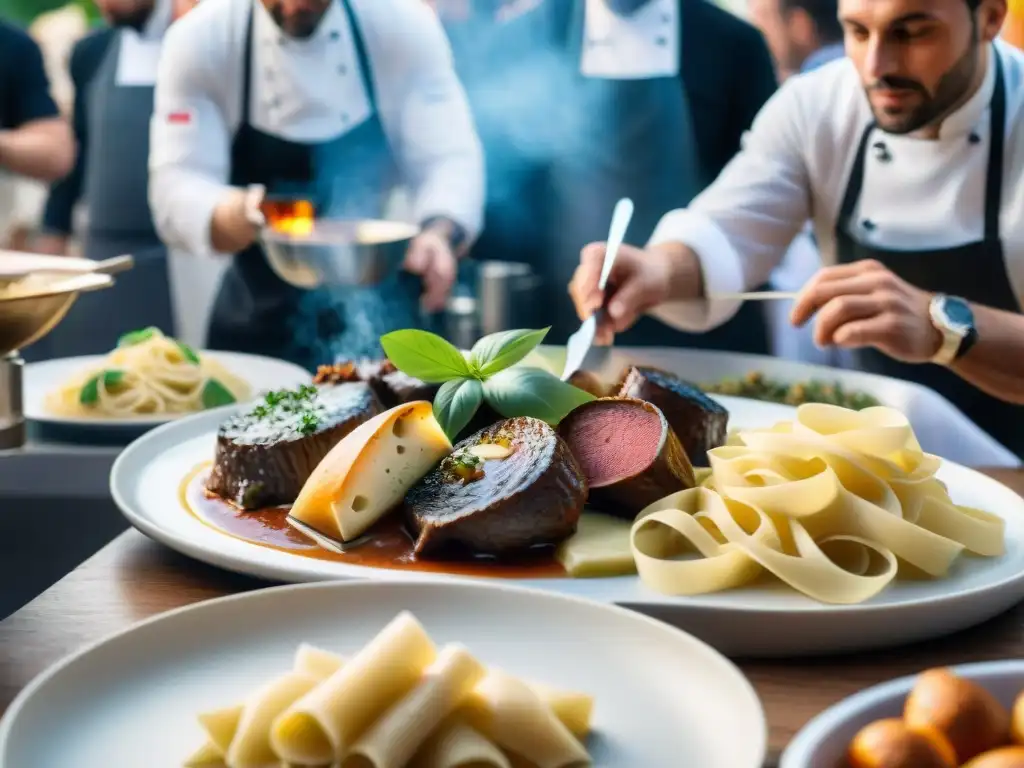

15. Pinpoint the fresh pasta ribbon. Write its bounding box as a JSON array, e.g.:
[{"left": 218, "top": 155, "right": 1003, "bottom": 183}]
[
  {"left": 630, "top": 404, "right": 1006, "bottom": 605},
  {"left": 271, "top": 612, "right": 438, "bottom": 764},
  {"left": 184, "top": 618, "right": 596, "bottom": 768}
]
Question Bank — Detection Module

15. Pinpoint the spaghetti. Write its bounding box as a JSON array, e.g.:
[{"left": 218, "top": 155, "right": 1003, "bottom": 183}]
[{"left": 45, "top": 328, "right": 251, "bottom": 418}]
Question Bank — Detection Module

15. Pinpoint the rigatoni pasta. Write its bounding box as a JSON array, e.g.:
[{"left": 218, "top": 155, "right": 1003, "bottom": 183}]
[{"left": 183, "top": 612, "right": 595, "bottom": 768}]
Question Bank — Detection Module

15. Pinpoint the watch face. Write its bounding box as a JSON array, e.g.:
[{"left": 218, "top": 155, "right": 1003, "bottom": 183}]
[{"left": 942, "top": 296, "right": 974, "bottom": 329}]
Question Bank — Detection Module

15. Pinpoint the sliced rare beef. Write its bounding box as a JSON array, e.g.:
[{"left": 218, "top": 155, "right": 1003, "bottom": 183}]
[
  {"left": 206, "top": 382, "right": 381, "bottom": 510},
  {"left": 403, "top": 417, "right": 587, "bottom": 557},
  {"left": 558, "top": 397, "right": 695, "bottom": 518},
  {"left": 616, "top": 365, "right": 728, "bottom": 466}
]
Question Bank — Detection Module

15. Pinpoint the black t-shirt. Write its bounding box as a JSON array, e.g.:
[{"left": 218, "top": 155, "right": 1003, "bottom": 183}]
[{"left": 0, "top": 20, "right": 60, "bottom": 130}]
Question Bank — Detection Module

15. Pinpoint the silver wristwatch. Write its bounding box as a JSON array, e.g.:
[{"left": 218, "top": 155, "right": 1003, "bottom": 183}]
[{"left": 929, "top": 294, "right": 977, "bottom": 366}]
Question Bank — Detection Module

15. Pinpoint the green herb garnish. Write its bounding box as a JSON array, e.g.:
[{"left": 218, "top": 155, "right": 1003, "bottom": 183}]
[
  {"left": 202, "top": 378, "right": 237, "bottom": 409},
  {"left": 176, "top": 341, "right": 201, "bottom": 365},
  {"left": 442, "top": 447, "right": 485, "bottom": 484},
  {"left": 298, "top": 410, "right": 321, "bottom": 435},
  {"left": 117, "top": 327, "right": 158, "bottom": 347},
  {"left": 380, "top": 326, "right": 595, "bottom": 441},
  {"left": 79, "top": 370, "right": 126, "bottom": 405}
]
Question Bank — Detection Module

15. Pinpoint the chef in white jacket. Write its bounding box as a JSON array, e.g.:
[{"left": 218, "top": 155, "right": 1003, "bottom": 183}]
[
  {"left": 570, "top": 0, "right": 1024, "bottom": 456},
  {"left": 149, "top": 0, "right": 484, "bottom": 369}
]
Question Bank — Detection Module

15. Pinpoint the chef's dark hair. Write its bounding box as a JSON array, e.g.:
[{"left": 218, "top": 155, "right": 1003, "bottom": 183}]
[{"left": 781, "top": 0, "right": 842, "bottom": 42}]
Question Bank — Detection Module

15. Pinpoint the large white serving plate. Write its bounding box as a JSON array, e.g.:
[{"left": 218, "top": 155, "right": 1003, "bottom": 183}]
[
  {"left": 24, "top": 351, "right": 311, "bottom": 433},
  {"left": 0, "top": 579, "right": 766, "bottom": 768},
  {"left": 111, "top": 394, "right": 1024, "bottom": 658},
  {"left": 781, "top": 660, "right": 1024, "bottom": 768}
]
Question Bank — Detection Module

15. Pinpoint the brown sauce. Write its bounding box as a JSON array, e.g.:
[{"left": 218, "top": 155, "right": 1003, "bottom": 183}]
[{"left": 181, "top": 464, "right": 566, "bottom": 579}]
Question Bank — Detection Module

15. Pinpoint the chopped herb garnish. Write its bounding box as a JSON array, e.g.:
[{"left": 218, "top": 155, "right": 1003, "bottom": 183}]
[
  {"left": 441, "top": 447, "right": 486, "bottom": 484},
  {"left": 176, "top": 341, "right": 201, "bottom": 365},
  {"left": 244, "top": 384, "right": 325, "bottom": 436},
  {"left": 117, "top": 327, "right": 158, "bottom": 347},
  {"left": 298, "top": 410, "right": 321, "bottom": 435}
]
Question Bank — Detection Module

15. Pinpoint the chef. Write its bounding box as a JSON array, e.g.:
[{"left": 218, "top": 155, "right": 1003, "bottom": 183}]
[
  {"left": 29, "top": 0, "right": 184, "bottom": 362},
  {"left": 539, "top": 0, "right": 779, "bottom": 349},
  {"left": 570, "top": 0, "right": 1024, "bottom": 455},
  {"left": 149, "top": 0, "right": 484, "bottom": 369}
]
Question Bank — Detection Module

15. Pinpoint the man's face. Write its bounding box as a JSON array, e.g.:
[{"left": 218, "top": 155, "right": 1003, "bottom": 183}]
[
  {"left": 262, "top": 0, "right": 332, "bottom": 39},
  {"left": 839, "top": 0, "right": 1005, "bottom": 134},
  {"left": 749, "top": 0, "right": 800, "bottom": 76},
  {"left": 96, "top": 0, "right": 155, "bottom": 30}
]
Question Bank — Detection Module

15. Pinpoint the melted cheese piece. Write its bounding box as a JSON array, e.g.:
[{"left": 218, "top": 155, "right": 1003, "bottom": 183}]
[
  {"left": 289, "top": 401, "right": 453, "bottom": 543},
  {"left": 554, "top": 514, "right": 637, "bottom": 578}
]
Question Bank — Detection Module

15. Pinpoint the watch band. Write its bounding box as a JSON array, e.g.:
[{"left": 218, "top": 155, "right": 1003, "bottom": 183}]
[
  {"left": 931, "top": 328, "right": 961, "bottom": 366},
  {"left": 928, "top": 294, "right": 972, "bottom": 366}
]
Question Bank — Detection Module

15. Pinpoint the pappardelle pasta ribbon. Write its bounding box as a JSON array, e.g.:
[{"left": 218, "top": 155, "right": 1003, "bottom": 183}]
[{"left": 630, "top": 404, "right": 1006, "bottom": 605}]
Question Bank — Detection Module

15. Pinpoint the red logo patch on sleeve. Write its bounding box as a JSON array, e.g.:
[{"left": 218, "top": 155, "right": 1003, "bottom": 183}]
[{"left": 167, "top": 110, "right": 194, "bottom": 125}]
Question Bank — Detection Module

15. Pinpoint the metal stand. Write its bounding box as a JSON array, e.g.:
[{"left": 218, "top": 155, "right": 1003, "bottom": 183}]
[{"left": 0, "top": 352, "right": 25, "bottom": 450}]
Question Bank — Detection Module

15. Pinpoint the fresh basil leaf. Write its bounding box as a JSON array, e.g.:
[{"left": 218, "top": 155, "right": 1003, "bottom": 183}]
[
  {"left": 483, "top": 367, "right": 595, "bottom": 425},
  {"left": 433, "top": 378, "right": 483, "bottom": 441},
  {"left": 117, "top": 327, "right": 157, "bottom": 347},
  {"left": 176, "top": 341, "right": 200, "bottom": 365},
  {"left": 470, "top": 328, "right": 550, "bottom": 378},
  {"left": 380, "top": 329, "right": 472, "bottom": 383},
  {"left": 79, "top": 370, "right": 125, "bottom": 405},
  {"left": 202, "top": 378, "right": 237, "bottom": 409}
]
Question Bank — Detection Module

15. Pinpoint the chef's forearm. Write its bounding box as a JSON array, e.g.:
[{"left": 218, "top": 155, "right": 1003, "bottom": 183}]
[
  {"left": 0, "top": 120, "right": 75, "bottom": 182},
  {"left": 149, "top": 168, "right": 238, "bottom": 257},
  {"left": 948, "top": 305, "right": 1024, "bottom": 406}
]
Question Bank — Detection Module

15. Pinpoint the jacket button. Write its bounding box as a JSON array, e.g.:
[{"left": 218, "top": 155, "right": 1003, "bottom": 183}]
[
  {"left": 862, "top": 219, "right": 876, "bottom": 231},
  {"left": 338, "top": 64, "right": 347, "bottom": 75},
  {"left": 330, "top": 30, "right": 340, "bottom": 41},
  {"left": 969, "top": 132, "right": 982, "bottom": 145}
]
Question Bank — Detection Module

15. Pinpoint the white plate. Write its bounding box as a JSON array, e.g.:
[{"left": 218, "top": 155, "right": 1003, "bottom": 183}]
[
  {"left": 0, "top": 579, "right": 766, "bottom": 768},
  {"left": 24, "top": 352, "right": 311, "bottom": 430},
  {"left": 781, "top": 660, "right": 1024, "bottom": 767},
  {"left": 111, "top": 393, "right": 1024, "bottom": 658}
]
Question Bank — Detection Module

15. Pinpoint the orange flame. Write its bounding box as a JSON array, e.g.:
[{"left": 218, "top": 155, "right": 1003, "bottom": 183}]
[{"left": 264, "top": 199, "right": 315, "bottom": 237}]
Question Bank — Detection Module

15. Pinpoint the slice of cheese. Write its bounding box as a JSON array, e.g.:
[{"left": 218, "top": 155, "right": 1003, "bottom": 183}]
[
  {"left": 555, "top": 513, "right": 638, "bottom": 578},
  {"left": 289, "top": 401, "right": 452, "bottom": 543}
]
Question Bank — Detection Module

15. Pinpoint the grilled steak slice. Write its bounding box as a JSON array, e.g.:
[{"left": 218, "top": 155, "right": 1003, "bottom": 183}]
[
  {"left": 404, "top": 417, "right": 587, "bottom": 557},
  {"left": 559, "top": 397, "right": 695, "bottom": 518},
  {"left": 616, "top": 366, "right": 728, "bottom": 466},
  {"left": 314, "top": 359, "right": 439, "bottom": 408},
  {"left": 206, "top": 382, "right": 381, "bottom": 510}
]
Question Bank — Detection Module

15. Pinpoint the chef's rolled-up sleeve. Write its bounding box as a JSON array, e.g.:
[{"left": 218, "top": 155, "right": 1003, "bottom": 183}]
[
  {"left": 381, "top": 3, "right": 485, "bottom": 242},
  {"left": 647, "top": 80, "right": 813, "bottom": 332},
  {"left": 148, "top": 19, "right": 234, "bottom": 258}
]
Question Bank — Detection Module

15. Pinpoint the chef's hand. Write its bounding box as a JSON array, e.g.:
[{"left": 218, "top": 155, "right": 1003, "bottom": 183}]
[
  {"left": 32, "top": 233, "right": 69, "bottom": 256},
  {"left": 210, "top": 184, "right": 265, "bottom": 254},
  {"left": 403, "top": 225, "right": 458, "bottom": 313},
  {"left": 790, "top": 259, "right": 942, "bottom": 363},
  {"left": 569, "top": 241, "right": 703, "bottom": 345}
]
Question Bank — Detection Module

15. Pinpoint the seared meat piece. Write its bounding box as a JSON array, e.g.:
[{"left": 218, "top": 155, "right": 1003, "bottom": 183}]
[
  {"left": 616, "top": 366, "right": 728, "bottom": 466},
  {"left": 404, "top": 417, "right": 587, "bottom": 557},
  {"left": 316, "top": 359, "right": 439, "bottom": 408},
  {"left": 558, "top": 397, "right": 695, "bottom": 519},
  {"left": 206, "top": 382, "right": 381, "bottom": 510},
  {"left": 568, "top": 369, "right": 609, "bottom": 398}
]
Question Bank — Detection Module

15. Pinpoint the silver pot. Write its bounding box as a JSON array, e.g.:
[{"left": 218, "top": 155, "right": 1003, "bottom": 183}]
[
  {"left": 477, "top": 260, "right": 543, "bottom": 336},
  {"left": 260, "top": 219, "right": 420, "bottom": 289}
]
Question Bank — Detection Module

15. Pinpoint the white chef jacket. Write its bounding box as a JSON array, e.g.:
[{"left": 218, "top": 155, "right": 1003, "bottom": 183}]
[
  {"left": 148, "top": 0, "right": 484, "bottom": 258},
  {"left": 646, "top": 39, "right": 1024, "bottom": 333}
]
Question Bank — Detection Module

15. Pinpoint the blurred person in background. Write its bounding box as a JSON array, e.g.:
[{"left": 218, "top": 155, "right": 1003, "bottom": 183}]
[
  {"left": 570, "top": 0, "right": 1024, "bottom": 456},
  {"left": 438, "top": 0, "right": 778, "bottom": 348},
  {"left": 748, "top": 0, "right": 851, "bottom": 367},
  {"left": 149, "top": 0, "right": 483, "bottom": 369},
  {"left": 0, "top": 19, "right": 74, "bottom": 250},
  {"left": 25, "top": 0, "right": 189, "bottom": 362},
  {"left": 537, "top": 0, "right": 779, "bottom": 350}
]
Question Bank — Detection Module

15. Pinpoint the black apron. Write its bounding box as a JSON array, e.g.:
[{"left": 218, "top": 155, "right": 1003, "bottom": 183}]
[
  {"left": 206, "top": 0, "right": 423, "bottom": 372},
  {"left": 24, "top": 30, "right": 173, "bottom": 362},
  {"left": 835, "top": 51, "right": 1024, "bottom": 457},
  {"left": 542, "top": 0, "right": 769, "bottom": 351}
]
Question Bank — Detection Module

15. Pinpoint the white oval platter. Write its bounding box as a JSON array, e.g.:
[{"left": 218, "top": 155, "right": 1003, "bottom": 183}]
[
  {"left": 111, "top": 394, "right": 1024, "bottom": 658},
  {"left": 0, "top": 579, "right": 766, "bottom": 768}
]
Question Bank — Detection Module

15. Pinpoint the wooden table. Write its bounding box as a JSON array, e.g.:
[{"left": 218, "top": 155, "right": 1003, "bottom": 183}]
[{"left": 2, "top": 469, "right": 1023, "bottom": 766}]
